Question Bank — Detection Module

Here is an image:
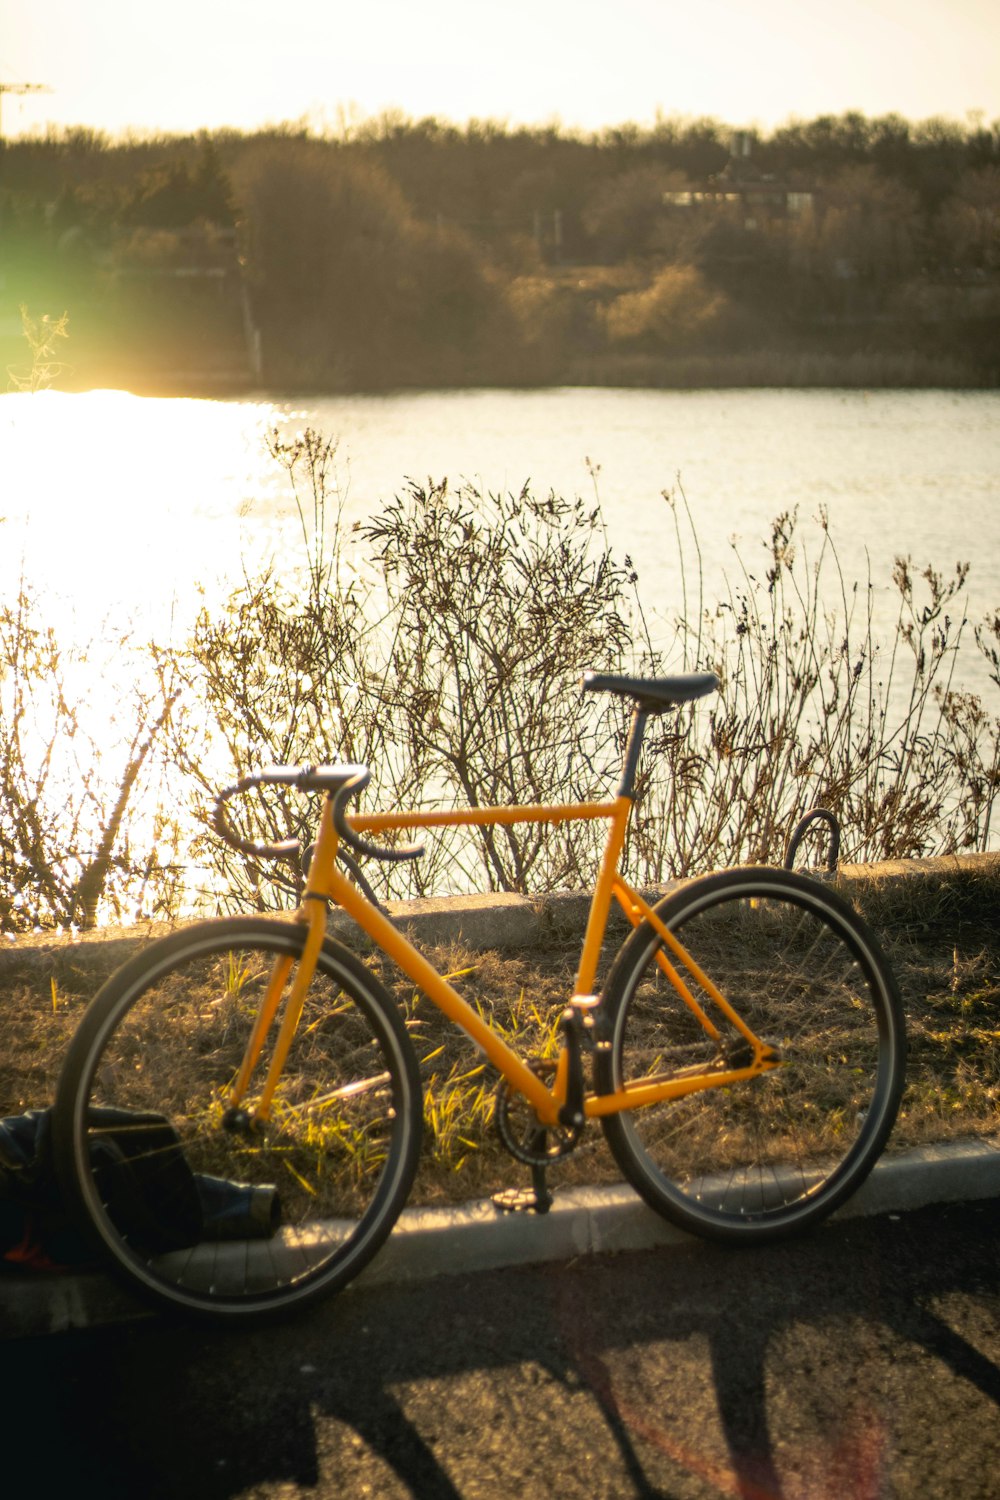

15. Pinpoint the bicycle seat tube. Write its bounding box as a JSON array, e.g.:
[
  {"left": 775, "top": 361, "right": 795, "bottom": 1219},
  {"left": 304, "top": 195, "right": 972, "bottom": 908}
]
[{"left": 573, "top": 705, "right": 650, "bottom": 996}]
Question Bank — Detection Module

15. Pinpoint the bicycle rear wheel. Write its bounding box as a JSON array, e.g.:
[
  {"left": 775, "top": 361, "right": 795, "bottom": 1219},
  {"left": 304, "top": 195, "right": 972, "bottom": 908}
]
[
  {"left": 54, "top": 918, "right": 422, "bottom": 1320},
  {"left": 599, "top": 867, "right": 905, "bottom": 1242}
]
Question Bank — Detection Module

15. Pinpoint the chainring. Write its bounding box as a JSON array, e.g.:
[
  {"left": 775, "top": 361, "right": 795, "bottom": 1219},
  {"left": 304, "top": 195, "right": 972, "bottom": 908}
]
[{"left": 494, "top": 1058, "right": 582, "bottom": 1167}]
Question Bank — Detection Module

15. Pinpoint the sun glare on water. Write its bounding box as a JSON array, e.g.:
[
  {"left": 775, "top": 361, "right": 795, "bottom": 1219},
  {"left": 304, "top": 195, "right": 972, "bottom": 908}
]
[
  {"left": 1, "top": 388, "right": 305, "bottom": 920},
  {"left": 1, "top": 388, "right": 288, "bottom": 641}
]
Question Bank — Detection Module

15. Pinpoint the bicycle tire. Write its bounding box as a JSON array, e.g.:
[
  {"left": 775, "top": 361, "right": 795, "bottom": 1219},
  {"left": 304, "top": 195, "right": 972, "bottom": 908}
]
[
  {"left": 598, "top": 867, "right": 906, "bottom": 1242},
  {"left": 53, "top": 917, "right": 423, "bottom": 1320}
]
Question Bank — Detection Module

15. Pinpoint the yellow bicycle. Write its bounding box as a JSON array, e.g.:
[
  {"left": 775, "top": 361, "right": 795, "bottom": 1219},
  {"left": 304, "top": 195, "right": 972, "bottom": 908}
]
[{"left": 54, "top": 671, "right": 906, "bottom": 1320}]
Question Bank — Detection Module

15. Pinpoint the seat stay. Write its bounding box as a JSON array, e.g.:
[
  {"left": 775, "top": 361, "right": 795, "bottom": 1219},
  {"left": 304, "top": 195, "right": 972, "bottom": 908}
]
[{"left": 612, "top": 878, "right": 770, "bottom": 1057}]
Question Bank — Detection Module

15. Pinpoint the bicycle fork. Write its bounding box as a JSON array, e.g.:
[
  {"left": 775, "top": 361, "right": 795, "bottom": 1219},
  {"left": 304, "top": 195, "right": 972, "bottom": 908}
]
[{"left": 223, "top": 900, "right": 327, "bottom": 1129}]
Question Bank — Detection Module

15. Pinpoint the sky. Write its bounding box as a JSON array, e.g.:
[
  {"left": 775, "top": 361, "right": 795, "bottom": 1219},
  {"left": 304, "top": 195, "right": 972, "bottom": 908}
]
[{"left": 0, "top": 0, "right": 998, "bottom": 142}]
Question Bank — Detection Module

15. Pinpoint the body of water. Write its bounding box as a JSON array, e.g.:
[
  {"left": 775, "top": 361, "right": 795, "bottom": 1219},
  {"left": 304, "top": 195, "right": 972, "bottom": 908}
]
[{"left": 3, "top": 384, "right": 999, "bottom": 688}]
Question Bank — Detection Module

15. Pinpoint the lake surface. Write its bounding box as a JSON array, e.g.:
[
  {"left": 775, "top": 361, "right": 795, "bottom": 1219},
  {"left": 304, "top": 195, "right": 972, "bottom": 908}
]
[{"left": 3, "top": 385, "right": 999, "bottom": 693}]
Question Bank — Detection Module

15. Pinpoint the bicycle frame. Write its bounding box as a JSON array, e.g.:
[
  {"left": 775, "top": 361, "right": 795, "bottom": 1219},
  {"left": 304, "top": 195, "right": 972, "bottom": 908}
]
[{"left": 228, "top": 790, "right": 781, "bottom": 1130}]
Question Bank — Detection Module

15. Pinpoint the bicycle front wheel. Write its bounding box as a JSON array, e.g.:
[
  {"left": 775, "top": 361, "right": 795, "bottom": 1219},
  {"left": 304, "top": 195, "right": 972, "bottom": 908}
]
[
  {"left": 599, "top": 867, "right": 905, "bottom": 1242},
  {"left": 54, "top": 918, "right": 423, "bottom": 1320}
]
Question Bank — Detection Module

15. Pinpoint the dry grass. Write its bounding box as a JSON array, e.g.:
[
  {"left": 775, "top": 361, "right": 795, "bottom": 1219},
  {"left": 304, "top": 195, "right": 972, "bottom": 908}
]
[
  {"left": 848, "top": 865, "right": 1000, "bottom": 1150},
  {"left": 2, "top": 870, "right": 998, "bottom": 1209},
  {"left": 372, "top": 938, "right": 621, "bottom": 1204}
]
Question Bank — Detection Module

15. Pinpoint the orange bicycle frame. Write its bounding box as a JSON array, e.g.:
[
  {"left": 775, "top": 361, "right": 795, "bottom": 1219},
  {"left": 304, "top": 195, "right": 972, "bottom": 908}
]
[{"left": 229, "top": 791, "right": 779, "bottom": 1127}]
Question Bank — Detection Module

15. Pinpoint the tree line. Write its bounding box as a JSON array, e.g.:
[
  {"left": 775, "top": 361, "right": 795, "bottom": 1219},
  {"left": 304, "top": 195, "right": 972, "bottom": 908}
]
[{"left": 1, "top": 110, "right": 998, "bottom": 389}]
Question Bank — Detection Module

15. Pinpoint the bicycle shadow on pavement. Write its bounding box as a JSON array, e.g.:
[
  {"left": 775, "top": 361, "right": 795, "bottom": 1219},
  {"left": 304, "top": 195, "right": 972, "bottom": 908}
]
[{"left": 5, "top": 1197, "right": 999, "bottom": 1499}]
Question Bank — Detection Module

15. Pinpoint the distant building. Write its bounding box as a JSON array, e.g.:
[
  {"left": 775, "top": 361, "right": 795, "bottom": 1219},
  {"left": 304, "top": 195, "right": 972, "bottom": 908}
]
[{"left": 664, "top": 133, "right": 817, "bottom": 234}]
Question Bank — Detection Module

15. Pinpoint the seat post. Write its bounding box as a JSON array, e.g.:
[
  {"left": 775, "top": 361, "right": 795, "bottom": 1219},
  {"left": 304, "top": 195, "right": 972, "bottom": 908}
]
[{"left": 617, "top": 706, "right": 650, "bottom": 799}]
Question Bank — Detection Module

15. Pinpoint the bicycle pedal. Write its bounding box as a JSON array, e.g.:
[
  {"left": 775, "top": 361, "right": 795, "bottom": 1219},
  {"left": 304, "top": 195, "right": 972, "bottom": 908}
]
[{"left": 491, "top": 1185, "right": 553, "bottom": 1215}]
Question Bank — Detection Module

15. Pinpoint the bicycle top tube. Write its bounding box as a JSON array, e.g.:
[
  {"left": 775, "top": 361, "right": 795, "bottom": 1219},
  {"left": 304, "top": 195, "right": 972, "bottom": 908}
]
[{"left": 213, "top": 670, "right": 720, "bottom": 868}]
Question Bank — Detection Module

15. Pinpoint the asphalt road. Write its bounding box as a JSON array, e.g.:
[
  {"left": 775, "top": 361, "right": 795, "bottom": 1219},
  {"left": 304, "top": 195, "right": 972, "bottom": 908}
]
[{"left": 9, "top": 1197, "right": 1000, "bottom": 1500}]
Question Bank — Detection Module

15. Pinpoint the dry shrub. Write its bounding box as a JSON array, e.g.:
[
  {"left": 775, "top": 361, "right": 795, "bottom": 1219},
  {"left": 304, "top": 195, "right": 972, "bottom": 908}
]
[
  {"left": 604, "top": 264, "right": 730, "bottom": 349},
  {"left": 5, "top": 425, "right": 1000, "bottom": 928}
]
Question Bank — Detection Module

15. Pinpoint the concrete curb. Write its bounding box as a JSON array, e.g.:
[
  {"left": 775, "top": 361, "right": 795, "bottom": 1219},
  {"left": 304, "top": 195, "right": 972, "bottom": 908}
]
[
  {"left": 3, "top": 1136, "right": 998, "bottom": 1339},
  {"left": 4, "top": 850, "right": 998, "bottom": 974}
]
